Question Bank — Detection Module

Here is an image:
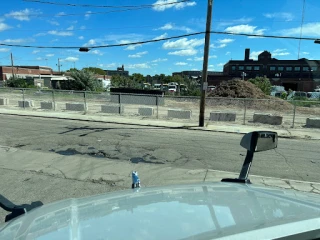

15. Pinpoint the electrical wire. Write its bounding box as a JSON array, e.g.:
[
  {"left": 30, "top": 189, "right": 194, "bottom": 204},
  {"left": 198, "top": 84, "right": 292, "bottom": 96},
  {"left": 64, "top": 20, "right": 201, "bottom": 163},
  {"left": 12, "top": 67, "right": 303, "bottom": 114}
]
[
  {"left": 0, "top": 31, "right": 318, "bottom": 49},
  {"left": 297, "top": 0, "right": 306, "bottom": 59},
  {"left": 23, "top": 0, "right": 191, "bottom": 8},
  {"left": 6, "top": 0, "right": 191, "bottom": 18}
]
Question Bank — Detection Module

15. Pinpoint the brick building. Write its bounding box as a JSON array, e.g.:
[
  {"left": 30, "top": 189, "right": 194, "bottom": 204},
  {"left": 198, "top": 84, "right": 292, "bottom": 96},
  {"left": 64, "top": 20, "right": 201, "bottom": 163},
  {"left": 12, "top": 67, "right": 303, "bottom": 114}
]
[
  {"left": 104, "top": 65, "right": 129, "bottom": 77},
  {"left": 222, "top": 49, "right": 320, "bottom": 92},
  {"left": 0, "top": 66, "right": 58, "bottom": 80}
]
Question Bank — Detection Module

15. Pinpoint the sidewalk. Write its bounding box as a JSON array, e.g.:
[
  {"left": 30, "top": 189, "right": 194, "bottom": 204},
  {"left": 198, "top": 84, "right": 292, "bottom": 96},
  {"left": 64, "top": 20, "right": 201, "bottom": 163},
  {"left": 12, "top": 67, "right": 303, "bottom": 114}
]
[
  {"left": 0, "top": 145, "right": 319, "bottom": 194},
  {"left": 0, "top": 108, "right": 319, "bottom": 139}
]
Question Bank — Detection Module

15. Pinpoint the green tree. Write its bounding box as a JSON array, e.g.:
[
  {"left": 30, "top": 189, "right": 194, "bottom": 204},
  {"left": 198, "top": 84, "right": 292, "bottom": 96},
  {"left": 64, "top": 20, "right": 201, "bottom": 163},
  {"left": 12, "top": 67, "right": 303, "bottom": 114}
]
[
  {"left": 131, "top": 73, "right": 145, "bottom": 83},
  {"left": 68, "top": 69, "right": 101, "bottom": 91},
  {"left": 6, "top": 77, "right": 35, "bottom": 88},
  {"left": 111, "top": 75, "right": 141, "bottom": 89},
  {"left": 182, "top": 79, "right": 201, "bottom": 96},
  {"left": 82, "top": 67, "right": 106, "bottom": 75},
  {"left": 248, "top": 77, "right": 272, "bottom": 95}
]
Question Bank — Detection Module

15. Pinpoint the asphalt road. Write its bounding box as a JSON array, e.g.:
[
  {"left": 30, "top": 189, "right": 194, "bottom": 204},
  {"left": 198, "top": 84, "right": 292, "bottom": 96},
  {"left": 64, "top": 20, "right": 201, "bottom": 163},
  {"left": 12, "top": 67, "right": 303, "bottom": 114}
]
[{"left": 0, "top": 115, "right": 319, "bottom": 182}]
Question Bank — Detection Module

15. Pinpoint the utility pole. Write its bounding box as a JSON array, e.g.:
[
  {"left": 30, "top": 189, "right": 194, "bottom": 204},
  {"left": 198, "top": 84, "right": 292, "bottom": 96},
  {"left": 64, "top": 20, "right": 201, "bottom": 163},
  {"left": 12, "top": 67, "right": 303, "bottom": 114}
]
[
  {"left": 199, "top": 0, "right": 213, "bottom": 127},
  {"left": 56, "top": 58, "right": 62, "bottom": 72},
  {"left": 10, "top": 53, "right": 15, "bottom": 79}
]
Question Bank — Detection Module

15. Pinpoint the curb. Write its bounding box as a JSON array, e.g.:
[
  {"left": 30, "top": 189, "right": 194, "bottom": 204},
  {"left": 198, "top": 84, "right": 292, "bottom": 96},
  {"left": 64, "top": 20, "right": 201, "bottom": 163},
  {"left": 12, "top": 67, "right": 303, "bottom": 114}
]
[{"left": 0, "top": 110, "right": 318, "bottom": 140}]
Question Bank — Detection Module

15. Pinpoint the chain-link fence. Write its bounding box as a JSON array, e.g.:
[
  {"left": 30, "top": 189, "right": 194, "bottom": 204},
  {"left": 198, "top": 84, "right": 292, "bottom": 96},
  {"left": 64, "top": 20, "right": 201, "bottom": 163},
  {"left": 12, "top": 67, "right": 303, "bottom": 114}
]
[{"left": 0, "top": 87, "right": 319, "bottom": 128}]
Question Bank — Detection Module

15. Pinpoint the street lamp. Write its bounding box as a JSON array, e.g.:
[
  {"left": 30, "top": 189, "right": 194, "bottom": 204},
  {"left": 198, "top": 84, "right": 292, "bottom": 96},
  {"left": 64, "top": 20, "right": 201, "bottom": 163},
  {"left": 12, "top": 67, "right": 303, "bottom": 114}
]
[
  {"left": 315, "top": 39, "right": 320, "bottom": 44},
  {"left": 79, "top": 47, "right": 89, "bottom": 52}
]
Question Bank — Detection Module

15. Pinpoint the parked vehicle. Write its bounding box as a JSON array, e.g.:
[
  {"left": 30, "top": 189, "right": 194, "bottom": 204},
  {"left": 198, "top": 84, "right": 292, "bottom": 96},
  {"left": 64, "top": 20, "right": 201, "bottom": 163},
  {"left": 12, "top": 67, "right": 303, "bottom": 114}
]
[
  {"left": 307, "top": 92, "right": 320, "bottom": 99},
  {"left": 287, "top": 91, "right": 307, "bottom": 100}
]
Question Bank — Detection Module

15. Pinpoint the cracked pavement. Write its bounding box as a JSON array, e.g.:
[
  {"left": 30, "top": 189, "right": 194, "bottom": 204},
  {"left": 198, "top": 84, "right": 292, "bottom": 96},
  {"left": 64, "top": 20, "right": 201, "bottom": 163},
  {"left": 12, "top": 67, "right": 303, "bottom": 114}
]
[{"left": 0, "top": 115, "right": 320, "bottom": 222}]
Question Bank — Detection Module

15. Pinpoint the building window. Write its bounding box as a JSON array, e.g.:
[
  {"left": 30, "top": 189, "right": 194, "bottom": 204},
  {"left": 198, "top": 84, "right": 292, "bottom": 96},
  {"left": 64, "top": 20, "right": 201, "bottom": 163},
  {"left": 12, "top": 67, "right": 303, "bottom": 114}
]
[
  {"left": 254, "top": 66, "right": 260, "bottom": 71},
  {"left": 231, "top": 66, "right": 236, "bottom": 71},
  {"left": 303, "top": 67, "right": 309, "bottom": 71},
  {"left": 294, "top": 67, "right": 301, "bottom": 71},
  {"left": 278, "top": 66, "right": 284, "bottom": 71},
  {"left": 239, "top": 66, "right": 244, "bottom": 70},
  {"left": 246, "top": 66, "right": 252, "bottom": 70},
  {"left": 311, "top": 66, "right": 317, "bottom": 71},
  {"left": 270, "top": 66, "right": 276, "bottom": 71},
  {"left": 286, "top": 66, "right": 292, "bottom": 71}
]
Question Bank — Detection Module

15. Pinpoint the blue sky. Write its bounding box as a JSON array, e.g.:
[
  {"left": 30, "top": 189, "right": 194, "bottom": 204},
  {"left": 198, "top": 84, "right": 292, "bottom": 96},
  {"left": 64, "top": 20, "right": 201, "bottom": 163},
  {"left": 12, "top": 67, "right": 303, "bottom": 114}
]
[{"left": 0, "top": 0, "right": 319, "bottom": 75}]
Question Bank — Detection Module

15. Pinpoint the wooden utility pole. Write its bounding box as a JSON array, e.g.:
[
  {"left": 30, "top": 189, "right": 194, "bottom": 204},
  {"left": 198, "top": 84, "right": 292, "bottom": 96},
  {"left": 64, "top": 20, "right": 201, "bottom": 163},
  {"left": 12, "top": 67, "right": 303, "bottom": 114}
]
[
  {"left": 10, "top": 53, "right": 15, "bottom": 79},
  {"left": 199, "top": 0, "right": 213, "bottom": 127}
]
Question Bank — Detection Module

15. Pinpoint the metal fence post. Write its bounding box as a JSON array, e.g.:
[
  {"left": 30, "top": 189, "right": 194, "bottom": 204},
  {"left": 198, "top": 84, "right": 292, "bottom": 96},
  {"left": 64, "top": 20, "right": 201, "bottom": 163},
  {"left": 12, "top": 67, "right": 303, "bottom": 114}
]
[
  {"left": 292, "top": 100, "right": 296, "bottom": 128},
  {"left": 243, "top": 99, "right": 247, "bottom": 125},
  {"left": 119, "top": 93, "right": 122, "bottom": 115},
  {"left": 22, "top": 89, "right": 25, "bottom": 109},
  {"left": 156, "top": 95, "right": 159, "bottom": 119},
  {"left": 84, "top": 91, "right": 87, "bottom": 114},
  {"left": 52, "top": 90, "right": 56, "bottom": 111}
]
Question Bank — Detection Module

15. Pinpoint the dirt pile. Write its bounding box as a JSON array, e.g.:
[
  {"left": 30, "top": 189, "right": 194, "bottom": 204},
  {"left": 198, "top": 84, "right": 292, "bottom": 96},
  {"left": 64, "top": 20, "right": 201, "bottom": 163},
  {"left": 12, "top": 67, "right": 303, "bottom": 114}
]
[
  {"left": 209, "top": 80, "right": 267, "bottom": 99},
  {"left": 207, "top": 80, "right": 293, "bottom": 111}
]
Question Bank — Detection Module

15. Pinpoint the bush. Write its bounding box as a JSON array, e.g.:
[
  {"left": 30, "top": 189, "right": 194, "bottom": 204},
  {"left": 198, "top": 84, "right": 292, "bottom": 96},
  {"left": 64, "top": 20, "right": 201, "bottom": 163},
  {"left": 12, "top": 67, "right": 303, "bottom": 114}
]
[
  {"left": 248, "top": 77, "right": 272, "bottom": 95},
  {"left": 6, "top": 77, "right": 36, "bottom": 88},
  {"left": 68, "top": 69, "right": 101, "bottom": 91}
]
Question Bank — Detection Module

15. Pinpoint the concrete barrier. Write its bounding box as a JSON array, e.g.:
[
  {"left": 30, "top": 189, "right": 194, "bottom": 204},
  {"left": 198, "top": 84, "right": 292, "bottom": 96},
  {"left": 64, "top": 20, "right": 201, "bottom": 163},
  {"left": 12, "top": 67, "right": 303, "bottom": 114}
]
[
  {"left": 111, "top": 94, "right": 164, "bottom": 106},
  {"left": 139, "top": 107, "right": 154, "bottom": 116},
  {"left": 168, "top": 109, "right": 191, "bottom": 119},
  {"left": 40, "top": 101, "right": 56, "bottom": 110},
  {"left": 210, "top": 112, "right": 236, "bottom": 122},
  {"left": 253, "top": 113, "right": 282, "bottom": 125},
  {"left": 18, "top": 100, "right": 34, "bottom": 108},
  {"left": 0, "top": 98, "right": 9, "bottom": 105},
  {"left": 306, "top": 118, "right": 320, "bottom": 128},
  {"left": 66, "top": 103, "right": 87, "bottom": 111},
  {"left": 101, "top": 105, "right": 124, "bottom": 114}
]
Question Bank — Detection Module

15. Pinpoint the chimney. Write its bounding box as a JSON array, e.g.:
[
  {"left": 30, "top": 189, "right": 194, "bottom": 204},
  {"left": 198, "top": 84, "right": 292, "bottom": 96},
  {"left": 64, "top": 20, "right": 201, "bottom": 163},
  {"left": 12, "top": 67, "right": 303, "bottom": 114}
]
[{"left": 245, "top": 48, "right": 250, "bottom": 61}]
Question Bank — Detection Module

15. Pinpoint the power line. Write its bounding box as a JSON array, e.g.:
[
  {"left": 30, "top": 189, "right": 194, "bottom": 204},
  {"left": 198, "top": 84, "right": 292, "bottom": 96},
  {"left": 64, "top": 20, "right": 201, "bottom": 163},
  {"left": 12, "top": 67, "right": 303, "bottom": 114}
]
[
  {"left": 7, "top": 0, "right": 190, "bottom": 18},
  {"left": 0, "top": 31, "right": 318, "bottom": 49},
  {"left": 23, "top": 0, "right": 190, "bottom": 8}
]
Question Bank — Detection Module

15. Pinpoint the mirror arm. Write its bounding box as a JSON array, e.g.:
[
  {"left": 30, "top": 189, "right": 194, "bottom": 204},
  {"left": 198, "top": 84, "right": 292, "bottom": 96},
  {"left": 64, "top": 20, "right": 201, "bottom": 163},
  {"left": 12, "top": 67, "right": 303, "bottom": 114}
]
[
  {"left": 238, "top": 150, "right": 254, "bottom": 180},
  {"left": 221, "top": 150, "right": 254, "bottom": 184}
]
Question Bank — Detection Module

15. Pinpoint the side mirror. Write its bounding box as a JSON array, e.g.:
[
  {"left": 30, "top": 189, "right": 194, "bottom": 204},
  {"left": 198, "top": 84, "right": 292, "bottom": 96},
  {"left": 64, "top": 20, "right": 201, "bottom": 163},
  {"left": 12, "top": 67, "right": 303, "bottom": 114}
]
[
  {"left": 240, "top": 131, "right": 278, "bottom": 152},
  {"left": 222, "top": 131, "right": 278, "bottom": 184}
]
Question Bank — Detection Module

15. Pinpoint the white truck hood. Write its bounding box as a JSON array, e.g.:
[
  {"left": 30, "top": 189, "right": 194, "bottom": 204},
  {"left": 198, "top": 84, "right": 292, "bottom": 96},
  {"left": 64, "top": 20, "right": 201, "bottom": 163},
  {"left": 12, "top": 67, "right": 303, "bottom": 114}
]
[{"left": 1, "top": 182, "right": 320, "bottom": 240}]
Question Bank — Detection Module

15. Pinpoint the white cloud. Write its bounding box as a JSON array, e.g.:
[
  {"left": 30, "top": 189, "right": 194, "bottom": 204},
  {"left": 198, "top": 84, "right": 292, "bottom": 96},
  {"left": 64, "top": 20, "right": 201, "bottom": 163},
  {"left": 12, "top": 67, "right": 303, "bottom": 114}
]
[
  {"left": 5, "top": 9, "right": 41, "bottom": 21},
  {"left": 124, "top": 44, "right": 142, "bottom": 50},
  {"left": 217, "top": 63, "right": 224, "bottom": 67},
  {"left": 217, "top": 38, "right": 234, "bottom": 44},
  {"left": 208, "top": 65, "right": 215, "bottom": 71},
  {"left": 175, "top": 62, "right": 188, "bottom": 66},
  {"left": 159, "top": 23, "right": 174, "bottom": 30},
  {"left": 85, "top": 39, "right": 96, "bottom": 46},
  {"left": 78, "top": 36, "right": 84, "bottom": 40},
  {"left": 48, "top": 20, "right": 59, "bottom": 26},
  {"left": 168, "top": 49, "right": 197, "bottom": 56},
  {"left": 1, "top": 38, "right": 34, "bottom": 43},
  {"left": 34, "top": 32, "right": 46, "bottom": 37},
  {"left": 100, "top": 63, "right": 117, "bottom": 68},
  {"left": 127, "top": 63, "right": 150, "bottom": 69},
  {"left": 194, "top": 56, "right": 203, "bottom": 61},
  {"left": 32, "top": 50, "right": 40, "bottom": 54},
  {"left": 302, "top": 51, "right": 309, "bottom": 55},
  {"left": 85, "top": 11, "right": 91, "bottom": 20},
  {"left": 157, "top": 23, "right": 193, "bottom": 33},
  {"left": 80, "top": 26, "right": 86, "bottom": 30},
  {"left": 128, "top": 51, "right": 148, "bottom": 58},
  {"left": 250, "top": 51, "right": 263, "bottom": 60},
  {"left": 153, "top": 33, "right": 168, "bottom": 40},
  {"left": 0, "top": 23, "right": 11, "bottom": 32},
  {"left": 64, "top": 57, "right": 79, "bottom": 62},
  {"left": 0, "top": 48, "right": 10, "bottom": 52},
  {"left": 36, "top": 57, "right": 42, "bottom": 60},
  {"left": 151, "top": 58, "right": 168, "bottom": 62},
  {"left": 210, "top": 43, "right": 227, "bottom": 48},
  {"left": 225, "top": 24, "right": 265, "bottom": 36},
  {"left": 217, "top": 17, "right": 253, "bottom": 28},
  {"left": 48, "top": 30, "right": 73, "bottom": 36},
  {"left": 153, "top": 0, "right": 196, "bottom": 11},
  {"left": 55, "top": 12, "right": 66, "bottom": 17},
  {"left": 263, "top": 12, "right": 294, "bottom": 21},
  {"left": 279, "top": 22, "right": 320, "bottom": 37},
  {"left": 46, "top": 54, "right": 54, "bottom": 57},
  {"left": 272, "top": 49, "right": 290, "bottom": 57},
  {"left": 66, "top": 25, "right": 74, "bottom": 30},
  {"left": 91, "top": 50, "right": 103, "bottom": 55},
  {"left": 210, "top": 55, "right": 217, "bottom": 58},
  {"left": 226, "top": 51, "right": 231, "bottom": 55},
  {"left": 186, "top": 58, "right": 193, "bottom": 61},
  {"left": 163, "top": 38, "right": 204, "bottom": 49}
]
